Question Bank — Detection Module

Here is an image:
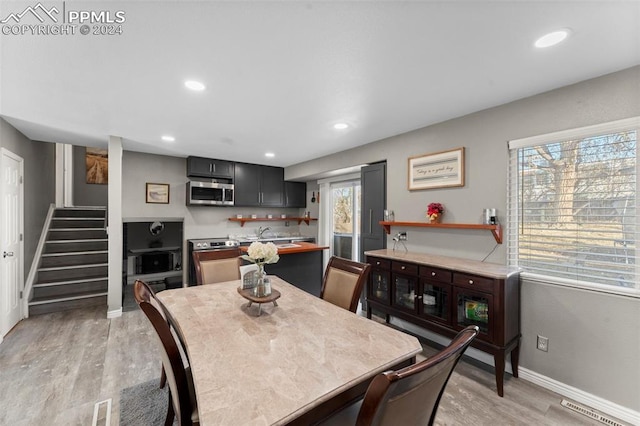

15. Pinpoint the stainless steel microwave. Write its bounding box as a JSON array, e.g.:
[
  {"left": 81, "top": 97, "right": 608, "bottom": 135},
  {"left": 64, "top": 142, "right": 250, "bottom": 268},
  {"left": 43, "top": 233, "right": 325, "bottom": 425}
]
[{"left": 187, "top": 181, "right": 234, "bottom": 206}]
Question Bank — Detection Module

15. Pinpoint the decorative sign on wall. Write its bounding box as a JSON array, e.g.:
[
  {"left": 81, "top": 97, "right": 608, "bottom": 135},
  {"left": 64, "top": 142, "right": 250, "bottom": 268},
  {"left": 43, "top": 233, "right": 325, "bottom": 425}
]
[
  {"left": 408, "top": 147, "right": 465, "bottom": 190},
  {"left": 85, "top": 147, "right": 108, "bottom": 184},
  {"left": 146, "top": 183, "right": 170, "bottom": 204}
]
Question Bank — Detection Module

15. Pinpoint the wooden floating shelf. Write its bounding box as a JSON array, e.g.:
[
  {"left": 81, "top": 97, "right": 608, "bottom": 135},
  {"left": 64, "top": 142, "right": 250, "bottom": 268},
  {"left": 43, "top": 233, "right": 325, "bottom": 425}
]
[
  {"left": 380, "top": 221, "right": 502, "bottom": 244},
  {"left": 229, "top": 217, "right": 318, "bottom": 227}
]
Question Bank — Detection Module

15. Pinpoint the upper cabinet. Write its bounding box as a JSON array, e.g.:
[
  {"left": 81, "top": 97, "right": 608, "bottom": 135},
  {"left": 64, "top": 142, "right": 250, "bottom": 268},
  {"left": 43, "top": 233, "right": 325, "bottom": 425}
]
[
  {"left": 187, "top": 156, "right": 234, "bottom": 180},
  {"left": 234, "top": 163, "right": 284, "bottom": 207},
  {"left": 284, "top": 181, "right": 307, "bottom": 208}
]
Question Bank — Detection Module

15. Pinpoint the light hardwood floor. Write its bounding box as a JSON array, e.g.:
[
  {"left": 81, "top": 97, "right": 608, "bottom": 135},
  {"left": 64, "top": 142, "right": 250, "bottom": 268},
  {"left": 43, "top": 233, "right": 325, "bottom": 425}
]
[{"left": 0, "top": 304, "right": 611, "bottom": 426}]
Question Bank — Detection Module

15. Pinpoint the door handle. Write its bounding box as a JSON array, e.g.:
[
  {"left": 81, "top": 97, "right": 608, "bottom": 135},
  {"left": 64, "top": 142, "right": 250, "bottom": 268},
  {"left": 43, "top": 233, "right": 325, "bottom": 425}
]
[
  {"left": 3, "top": 251, "right": 14, "bottom": 258},
  {"left": 369, "top": 209, "right": 373, "bottom": 234}
]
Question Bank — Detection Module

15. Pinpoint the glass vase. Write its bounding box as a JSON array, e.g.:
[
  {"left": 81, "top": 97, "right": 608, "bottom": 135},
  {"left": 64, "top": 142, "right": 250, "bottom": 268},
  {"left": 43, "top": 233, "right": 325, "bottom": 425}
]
[{"left": 253, "top": 264, "right": 271, "bottom": 297}]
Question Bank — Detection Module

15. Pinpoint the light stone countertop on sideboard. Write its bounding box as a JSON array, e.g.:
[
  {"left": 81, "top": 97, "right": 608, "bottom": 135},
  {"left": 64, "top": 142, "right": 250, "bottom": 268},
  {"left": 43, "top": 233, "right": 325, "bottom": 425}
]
[{"left": 364, "top": 249, "right": 520, "bottom": 279}]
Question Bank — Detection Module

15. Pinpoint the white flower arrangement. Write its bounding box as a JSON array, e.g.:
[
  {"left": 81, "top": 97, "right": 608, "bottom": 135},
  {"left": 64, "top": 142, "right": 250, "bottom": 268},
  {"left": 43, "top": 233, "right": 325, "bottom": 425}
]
[{"left": 242, "top": 241, "right": 279, "bottom": 265}]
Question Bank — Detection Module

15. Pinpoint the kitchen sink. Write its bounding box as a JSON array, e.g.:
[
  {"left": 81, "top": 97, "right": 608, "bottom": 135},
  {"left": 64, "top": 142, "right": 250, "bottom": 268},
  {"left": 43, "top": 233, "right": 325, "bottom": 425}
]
[{"left": 275, "top": 243, "right": 301, "bottom": 249}]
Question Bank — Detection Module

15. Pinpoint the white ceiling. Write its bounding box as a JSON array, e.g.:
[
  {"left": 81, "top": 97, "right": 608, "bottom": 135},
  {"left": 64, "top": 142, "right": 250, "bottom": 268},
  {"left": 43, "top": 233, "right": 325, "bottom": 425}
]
[{"left": 1, "top": 1, "right": 639, "bottom": 168}]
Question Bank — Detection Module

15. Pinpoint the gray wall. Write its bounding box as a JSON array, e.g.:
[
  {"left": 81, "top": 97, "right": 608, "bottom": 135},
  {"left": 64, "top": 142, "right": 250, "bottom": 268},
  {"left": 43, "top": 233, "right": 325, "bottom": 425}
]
[
  {"left": 0, "top": 118, "right": 55, "bottom": 275},
  {"left": 73, "top": 145, "right": 108, "bottom": 206},
  {"left": 285, "top": 66, "right": 640, "bottom": 412}
]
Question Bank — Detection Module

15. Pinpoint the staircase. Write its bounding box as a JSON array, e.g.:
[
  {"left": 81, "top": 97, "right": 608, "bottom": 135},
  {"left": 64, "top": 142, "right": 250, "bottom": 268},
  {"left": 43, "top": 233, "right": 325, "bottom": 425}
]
[{"left": 29, "top": 207, "right": 108, "bottom": 315}]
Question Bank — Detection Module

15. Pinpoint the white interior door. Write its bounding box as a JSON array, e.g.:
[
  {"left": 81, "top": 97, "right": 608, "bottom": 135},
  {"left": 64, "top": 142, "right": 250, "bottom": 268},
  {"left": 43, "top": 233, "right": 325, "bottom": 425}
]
[{"left": 1, "top": 149, "right": 24, "bottom": 339}]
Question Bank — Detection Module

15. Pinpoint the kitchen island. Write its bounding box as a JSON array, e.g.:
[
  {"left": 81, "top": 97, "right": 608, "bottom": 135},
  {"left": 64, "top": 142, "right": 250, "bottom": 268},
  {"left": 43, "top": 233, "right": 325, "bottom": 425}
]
[{"left": 241, "top": 242, "right": 329, "bottom": 296}]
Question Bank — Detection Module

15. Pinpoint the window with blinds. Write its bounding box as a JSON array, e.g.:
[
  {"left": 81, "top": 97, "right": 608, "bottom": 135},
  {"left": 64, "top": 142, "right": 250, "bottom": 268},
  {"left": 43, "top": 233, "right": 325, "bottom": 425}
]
[{"left": 507, "top": 118, "right": 639, "bottom": 294}]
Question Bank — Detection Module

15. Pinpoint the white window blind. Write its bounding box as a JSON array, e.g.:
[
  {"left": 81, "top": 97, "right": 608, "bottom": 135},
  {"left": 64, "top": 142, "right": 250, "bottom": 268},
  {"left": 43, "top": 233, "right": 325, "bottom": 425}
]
[{"left": 507, "top": 118, "right": 640, "bottom": 294}]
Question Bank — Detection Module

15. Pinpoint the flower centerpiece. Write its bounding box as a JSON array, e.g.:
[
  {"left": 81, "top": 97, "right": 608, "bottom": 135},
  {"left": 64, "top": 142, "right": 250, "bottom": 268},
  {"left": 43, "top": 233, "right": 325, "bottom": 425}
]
[
  {"left": 241, "top": 241, "right": 279, "bottom": 296},
  {"left": 427, "top": 202, "right": 444, "bottom": 223}
]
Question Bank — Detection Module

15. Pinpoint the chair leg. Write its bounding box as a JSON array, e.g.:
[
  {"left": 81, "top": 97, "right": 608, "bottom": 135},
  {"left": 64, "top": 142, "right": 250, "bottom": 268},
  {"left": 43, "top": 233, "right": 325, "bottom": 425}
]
[
  {"left": 160, "top": 365, "right": 167, "bottom": 389},
  {"left": 165, "top": 389, "right": 175, "bottom": 426}
]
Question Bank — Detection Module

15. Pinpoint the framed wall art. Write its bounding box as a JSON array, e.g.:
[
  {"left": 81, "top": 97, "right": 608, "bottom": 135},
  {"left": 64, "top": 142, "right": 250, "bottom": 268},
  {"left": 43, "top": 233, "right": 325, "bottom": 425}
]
[
  {"left": 146, "top": 183, "right": 170, "bottom": 204},
  {"left": 86, "top": 147, "right": 108, "bottom": 184},
  {"left": 408, "top": 147, "right": 465, "bottom": 190}
]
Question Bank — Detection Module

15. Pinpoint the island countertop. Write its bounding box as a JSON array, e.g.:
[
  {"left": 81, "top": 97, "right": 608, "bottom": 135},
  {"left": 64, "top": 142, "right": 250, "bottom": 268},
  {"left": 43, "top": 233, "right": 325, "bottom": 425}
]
[{"left": 241, "top": 241, "right": 329, "bottom": 255}]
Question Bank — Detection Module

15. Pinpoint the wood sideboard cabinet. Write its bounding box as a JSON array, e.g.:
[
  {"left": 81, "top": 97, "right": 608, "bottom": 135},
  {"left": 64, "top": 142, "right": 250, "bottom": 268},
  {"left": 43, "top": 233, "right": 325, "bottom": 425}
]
[{"left": 365, "top": 249, "right": 521, "bottom": 397}]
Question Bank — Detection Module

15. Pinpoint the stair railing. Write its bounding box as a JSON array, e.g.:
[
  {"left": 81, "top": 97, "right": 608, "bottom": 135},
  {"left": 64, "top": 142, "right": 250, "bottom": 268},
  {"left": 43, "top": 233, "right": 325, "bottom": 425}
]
[{"left": 23, "top": 203, "right": 56, "bottom": 318}]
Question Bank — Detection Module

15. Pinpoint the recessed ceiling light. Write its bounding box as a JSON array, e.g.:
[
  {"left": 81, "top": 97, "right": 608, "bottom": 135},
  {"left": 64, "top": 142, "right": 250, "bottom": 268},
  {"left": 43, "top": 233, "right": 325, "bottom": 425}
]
[
  {"left": 333, "top": 123, "right": 349, "bottom": 130},
  {"left": 535, "top": 29, "right": 570, "bottom": 48},
  {"left": 265, "top": 152, "right": 275, "bottom": 158},
  {"left": 161, "top": 135, "right": 175, "bottom": 142},
  {"left": 184, "top": 80, "right": 206, "bottom": 91}
]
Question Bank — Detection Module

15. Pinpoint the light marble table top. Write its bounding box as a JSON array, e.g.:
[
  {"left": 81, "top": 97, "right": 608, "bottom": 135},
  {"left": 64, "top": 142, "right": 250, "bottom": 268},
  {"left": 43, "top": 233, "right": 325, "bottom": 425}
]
[{"left": 157, "top": 276, "right": 422, "bottom": 425}]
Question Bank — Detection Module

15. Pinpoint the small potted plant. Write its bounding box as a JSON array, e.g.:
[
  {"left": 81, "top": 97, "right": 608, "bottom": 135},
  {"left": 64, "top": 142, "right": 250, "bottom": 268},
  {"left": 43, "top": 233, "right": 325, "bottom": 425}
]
[{"left": 427, "top": 203, "right": 444, "bottom": 223}]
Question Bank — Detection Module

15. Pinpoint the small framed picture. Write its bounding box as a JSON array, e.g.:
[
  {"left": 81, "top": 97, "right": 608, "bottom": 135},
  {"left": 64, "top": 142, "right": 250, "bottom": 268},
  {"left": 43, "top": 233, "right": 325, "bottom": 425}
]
[
  {"left": 408, "top": 147, "right": 465, "bottom": 190},
  {"left": 146, "top": 183, "right": 170, "bottom": 204}
]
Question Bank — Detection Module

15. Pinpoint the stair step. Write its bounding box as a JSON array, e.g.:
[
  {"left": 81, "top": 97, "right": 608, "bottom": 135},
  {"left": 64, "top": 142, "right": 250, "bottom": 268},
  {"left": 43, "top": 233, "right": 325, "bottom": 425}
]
[
  {"left": 39, "top": 262, "right": 108, "bottom": 272},
  {"left": 48, "top": 229, "right": 107, "bottom": 240},
  {"left": 54, "top": 208, "right": 106, "bottom": 218},
  {"left": 40, "top": 251, "right": 108, "bottom": 268},
  {"left": 29, "top": 292, "right": 107, "bottom": 316},
  {"left": 51, "top": 218, "right": 105, "bottom": 229},
  {"left": 42, "top": 250, "right": 108, "bottom": 257},
  {"left": 33, "top": 278, "right": 108, "bottom": 298},
  {"left": 34, "top": 277, "right": 107, "bottom": 287},
  {"left": 45, "top": 240, "right": 108, "bottom": 253},
  {"left": 37, "top": 264, "right": 108, "bottom": 283}
]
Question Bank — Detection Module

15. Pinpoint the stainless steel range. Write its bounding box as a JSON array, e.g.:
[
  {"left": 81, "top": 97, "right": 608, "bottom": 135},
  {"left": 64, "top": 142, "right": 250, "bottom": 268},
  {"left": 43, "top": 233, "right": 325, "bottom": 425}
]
[{"left": 187, "top": 238, "right": 240, "bottom": 285}]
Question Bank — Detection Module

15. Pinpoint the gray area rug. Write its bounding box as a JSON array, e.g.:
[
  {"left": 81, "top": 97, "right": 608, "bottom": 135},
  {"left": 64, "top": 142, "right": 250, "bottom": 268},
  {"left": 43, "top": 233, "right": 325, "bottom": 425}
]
[{"left": 120, "top": 378, "right": 171, "bottom": 426}]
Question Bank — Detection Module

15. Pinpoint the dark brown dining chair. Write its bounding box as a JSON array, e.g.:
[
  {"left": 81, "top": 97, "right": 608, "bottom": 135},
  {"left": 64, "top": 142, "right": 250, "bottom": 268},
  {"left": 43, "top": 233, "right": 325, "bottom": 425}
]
[
  {"left": 321, "top": 325, "right": 479, "bottom": 425},
  {"left": 320, "top": 256, "right": 371, "bottom": 313},
  {"left": 133, "top": 280, "right": 188, "bottom": 390},
  {"left": 192, "top": 248, "right": 242, "bottom": 285},
  {"left": 134, "top": 280, "right": 199, "bottom": 426}
]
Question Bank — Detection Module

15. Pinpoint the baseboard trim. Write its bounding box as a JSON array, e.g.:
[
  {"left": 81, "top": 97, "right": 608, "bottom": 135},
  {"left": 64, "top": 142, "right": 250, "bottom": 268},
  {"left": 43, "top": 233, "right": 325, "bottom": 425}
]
[
  {"left": 107, "top": 308, "right": 122, "bottom": 319},
  {"left": 519, "top": 367, "right": 639, "bottom": 425}
]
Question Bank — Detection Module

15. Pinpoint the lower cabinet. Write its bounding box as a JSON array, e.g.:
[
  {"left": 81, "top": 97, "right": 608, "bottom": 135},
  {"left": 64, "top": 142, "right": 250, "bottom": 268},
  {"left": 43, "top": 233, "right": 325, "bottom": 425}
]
[{"left": 365, "top": 252, "right": 521, "bottom": 397}]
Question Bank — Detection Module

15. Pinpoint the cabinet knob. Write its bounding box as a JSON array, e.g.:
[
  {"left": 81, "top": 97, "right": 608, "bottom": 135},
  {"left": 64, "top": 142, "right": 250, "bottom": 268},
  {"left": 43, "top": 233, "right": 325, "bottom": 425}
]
[
  {"left": 401, "top": 266, "right": 406, "bottom": 270},
  {"left": 431, "top": 272, "right": 436, "bottom": 276},
  {"left": 469, "top": 280, "right": 474, "bottom": 284},
  {"left": 376, "top": 261, "right": 380, "bottom": 265}
]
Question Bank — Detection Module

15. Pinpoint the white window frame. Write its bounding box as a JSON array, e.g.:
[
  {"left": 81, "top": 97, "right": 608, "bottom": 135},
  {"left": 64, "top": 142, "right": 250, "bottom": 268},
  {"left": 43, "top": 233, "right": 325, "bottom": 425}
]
[{"left": 508, "top": 117, "right": 640, "bottom": 298}]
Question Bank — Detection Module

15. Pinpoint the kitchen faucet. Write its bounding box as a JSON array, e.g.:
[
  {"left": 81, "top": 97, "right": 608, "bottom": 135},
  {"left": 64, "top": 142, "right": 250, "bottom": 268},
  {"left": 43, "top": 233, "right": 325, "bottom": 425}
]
[{"left": 256, "top": 226, "right": 271, "bottom": 239}]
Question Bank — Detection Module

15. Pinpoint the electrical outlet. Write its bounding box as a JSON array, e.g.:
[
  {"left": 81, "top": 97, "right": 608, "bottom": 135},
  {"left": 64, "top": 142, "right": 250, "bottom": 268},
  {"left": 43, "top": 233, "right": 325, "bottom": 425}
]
[
  {"left": 398, "top": 232, "right": 407, "bottom": 241},
  {"left": 537, "top": 335, "right": 549, "bottom": 352}
]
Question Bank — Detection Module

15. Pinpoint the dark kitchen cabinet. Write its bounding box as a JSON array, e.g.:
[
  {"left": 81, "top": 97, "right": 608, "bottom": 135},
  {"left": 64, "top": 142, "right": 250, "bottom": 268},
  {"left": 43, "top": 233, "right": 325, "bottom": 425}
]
[
  {"left": 234, "top": 163, "right": 284, "bottom": 207},
  {"left": 187, "top": 156, "right": 234, "bottom": 179},
  {"left": 360, "top": 163, "right": 386, "bottom": 263},
  {"left": 284, "top": 181, "right": 307, "bottom": 208},
  {"left": 365, "top": 250, "right": 521, "bottom": 398}
]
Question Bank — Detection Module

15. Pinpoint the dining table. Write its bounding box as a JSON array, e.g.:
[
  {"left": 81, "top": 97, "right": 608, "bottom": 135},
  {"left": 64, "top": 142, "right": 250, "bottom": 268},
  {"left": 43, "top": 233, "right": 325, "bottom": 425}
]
[{"left": 157, "top": 276, "right": 422, "bottom": 425}]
